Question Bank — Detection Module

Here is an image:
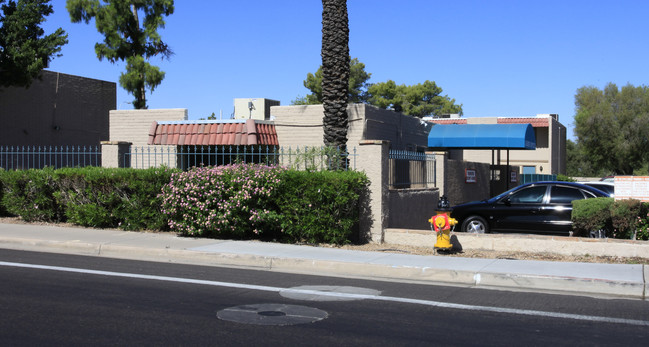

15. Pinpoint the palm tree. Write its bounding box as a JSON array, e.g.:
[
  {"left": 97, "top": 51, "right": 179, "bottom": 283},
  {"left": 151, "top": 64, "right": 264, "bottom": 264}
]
[{"left": 321, "top": 0, "right": 350, "bottom": 169}]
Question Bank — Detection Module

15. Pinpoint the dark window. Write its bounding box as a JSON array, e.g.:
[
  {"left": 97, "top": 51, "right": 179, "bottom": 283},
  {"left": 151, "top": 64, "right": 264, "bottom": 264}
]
[
  {"left": 550, "top": 186, "right": 585, "bottom": 204},
  {"left": 585, "top": 183, "right": 614, "bottom": 195},
  {"left": 509, "top": 186, "right": 547, "bottom": 203}
]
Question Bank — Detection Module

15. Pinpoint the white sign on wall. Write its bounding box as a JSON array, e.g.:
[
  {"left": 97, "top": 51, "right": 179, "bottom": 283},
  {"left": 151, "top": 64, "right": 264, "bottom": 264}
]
[{"left": 614, "top": 176, "right": 649, "bottom": 201}]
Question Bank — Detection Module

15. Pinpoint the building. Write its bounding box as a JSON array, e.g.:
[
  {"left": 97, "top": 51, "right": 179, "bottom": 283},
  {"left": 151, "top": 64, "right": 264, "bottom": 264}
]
[
  {"left": 233, "top": 98, "right": 280, "bottom": 120},
  {"left": 270, "top": 103, "right": 430, "bottom": 151},
  {"left": 427, "top": 114, "right": 566, "bottom": 175},
  {"left": 0, "top": 70, "right": 116, "bottom": 146}
]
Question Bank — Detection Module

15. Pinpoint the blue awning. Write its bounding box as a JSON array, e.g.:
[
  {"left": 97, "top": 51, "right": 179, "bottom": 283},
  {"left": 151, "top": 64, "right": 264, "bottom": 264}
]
[{"left": 427, "top": 124, "right": 536, "bottom": 149}]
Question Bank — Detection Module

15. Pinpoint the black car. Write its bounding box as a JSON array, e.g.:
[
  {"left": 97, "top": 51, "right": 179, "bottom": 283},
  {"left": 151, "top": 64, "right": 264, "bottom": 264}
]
[{"left": 450, "top": 181, "right": 610, "bottom": 235}]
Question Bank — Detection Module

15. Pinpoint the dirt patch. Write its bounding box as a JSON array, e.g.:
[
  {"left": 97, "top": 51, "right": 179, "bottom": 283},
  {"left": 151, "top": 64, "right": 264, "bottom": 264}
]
[{"left": 329, "top": 243, "right": 649, "bottom": 265}]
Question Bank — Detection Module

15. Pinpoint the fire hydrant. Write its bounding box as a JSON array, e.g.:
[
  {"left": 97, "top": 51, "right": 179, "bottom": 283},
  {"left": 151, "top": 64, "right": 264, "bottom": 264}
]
[{"left": 429, "top": 196, "right": 457, "bottom": 250}]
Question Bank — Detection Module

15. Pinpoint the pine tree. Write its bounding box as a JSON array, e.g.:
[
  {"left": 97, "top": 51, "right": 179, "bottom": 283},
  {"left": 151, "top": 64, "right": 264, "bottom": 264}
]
[
  {"left": 0, "top": 0, "right": 68, "bottom": 88},
  {"left": 67, "top": 0, "right": 173, "bottom": 109}
]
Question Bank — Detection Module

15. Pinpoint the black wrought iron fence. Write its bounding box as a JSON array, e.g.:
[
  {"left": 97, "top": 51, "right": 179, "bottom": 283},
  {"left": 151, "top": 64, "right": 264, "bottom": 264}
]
[
  {"left": 125, "top": 145, "right": 357, "bottom": 171},
  {"left": 0, "top": 146, "right": 101, "bottom": 170},
  {"left": 388, "top": 150, "right": 436, "bottom": 188}
]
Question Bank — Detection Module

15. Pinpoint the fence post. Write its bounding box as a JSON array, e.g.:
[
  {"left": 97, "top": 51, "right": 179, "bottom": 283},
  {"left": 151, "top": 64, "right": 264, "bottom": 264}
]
[
  {"left": 356, "top": 140, "right": 390, "bottom": 243},
  {"left": 101, "top": 141, "right": 132, "bottom": 168}
]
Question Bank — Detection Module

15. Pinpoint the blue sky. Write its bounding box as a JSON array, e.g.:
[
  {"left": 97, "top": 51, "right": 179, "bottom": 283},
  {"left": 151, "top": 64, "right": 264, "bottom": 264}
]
[{"left": 42, "top": 0, "right": 649, "bottom": 140}]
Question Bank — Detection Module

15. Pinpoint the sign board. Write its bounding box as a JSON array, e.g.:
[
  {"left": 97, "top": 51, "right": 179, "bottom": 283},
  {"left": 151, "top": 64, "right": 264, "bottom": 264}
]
[
  {"left": 614, "top": 176, "right": 649, "bottom": 201},
  {"left": 465, "top": 169, "right": 476, "bottom": 183},
  {"left": 510, "top": 171, "right": 518, "bottom": 183}
]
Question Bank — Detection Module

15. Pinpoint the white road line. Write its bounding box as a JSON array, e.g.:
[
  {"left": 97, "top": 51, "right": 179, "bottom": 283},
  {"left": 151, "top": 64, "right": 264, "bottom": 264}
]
[{"left": 2, "top": 261, "right": 647, "bottom": 327}]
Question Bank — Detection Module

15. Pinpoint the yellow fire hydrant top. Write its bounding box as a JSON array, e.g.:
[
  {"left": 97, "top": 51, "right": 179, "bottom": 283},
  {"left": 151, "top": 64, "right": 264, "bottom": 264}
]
[{"left": 429, "top": 212, "right": 457, "bottom": 250}]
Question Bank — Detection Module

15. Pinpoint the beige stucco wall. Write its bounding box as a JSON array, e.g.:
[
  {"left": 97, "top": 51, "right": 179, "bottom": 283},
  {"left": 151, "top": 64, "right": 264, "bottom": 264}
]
[
  {"left": 270, "top": 104, "right": 429, "bottom": 150},
  {"left": 356, "top": 140, "right": 390, "bottom": 242},
  {"left": 109, "top": 109, "right": 187, "bottom": 145},
  {"left": 108, "top": 109, "right": 187, "bottom": 168}
]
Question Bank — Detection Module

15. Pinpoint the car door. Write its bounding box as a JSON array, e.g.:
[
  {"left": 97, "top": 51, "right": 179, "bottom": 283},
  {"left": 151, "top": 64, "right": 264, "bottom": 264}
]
[
  {"left": 539, "top": 185, "right": 590, "bottom": 233},
  {"left": 491, "top": 185, "right": 548, "bottom": 232}
]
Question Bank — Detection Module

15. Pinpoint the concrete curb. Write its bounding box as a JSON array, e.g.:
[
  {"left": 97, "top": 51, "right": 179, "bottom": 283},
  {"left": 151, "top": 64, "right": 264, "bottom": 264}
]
[{"left": 0, "top": 236, "right": 645, "bottom": 299}]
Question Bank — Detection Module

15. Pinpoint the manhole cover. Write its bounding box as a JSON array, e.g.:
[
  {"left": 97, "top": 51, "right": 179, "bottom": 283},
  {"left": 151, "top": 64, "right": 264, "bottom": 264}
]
[
  {"left": 280, "top": 285, "right": 381, "bottom": 302},
  {"left": 217, "top": 304, "right": 327, "bottom": 326}
]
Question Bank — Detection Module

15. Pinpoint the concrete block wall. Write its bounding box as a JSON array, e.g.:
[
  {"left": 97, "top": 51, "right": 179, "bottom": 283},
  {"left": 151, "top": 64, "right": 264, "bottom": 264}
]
[
  {"left": 0, "top": 70, "right": 115, "bottom": 146},
  {"left": 271, "top": 104, "right": 429, "bottom": 151},
  {"left": 109, "top": 109, "right": 187, "bottom": 145},
  {"left": 436, "top": 152, "right": 491, "bottom": 205},
  {"left": 363, "top": 106, "right": 431, "bottom": 150},
  {"left": 271, "top": 104, "right": 365, "bottom": 149},
  {"left": 108, "top": 109, "right": 187, "bottom": 168},
  {"left": 387, "top": 188, "right": 440, "bottom": 230}
]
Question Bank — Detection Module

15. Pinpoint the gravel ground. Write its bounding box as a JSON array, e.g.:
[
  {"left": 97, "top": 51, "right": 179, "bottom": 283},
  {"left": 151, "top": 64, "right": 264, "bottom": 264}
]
[{"left": 1, "top": 217, "right": 647, "bottom": 265}]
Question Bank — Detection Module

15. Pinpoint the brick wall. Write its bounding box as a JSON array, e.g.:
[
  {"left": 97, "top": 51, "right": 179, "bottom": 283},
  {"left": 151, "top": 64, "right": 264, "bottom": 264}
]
[{"left": 0, "top": 70, "right": 115, "bottom": 146}]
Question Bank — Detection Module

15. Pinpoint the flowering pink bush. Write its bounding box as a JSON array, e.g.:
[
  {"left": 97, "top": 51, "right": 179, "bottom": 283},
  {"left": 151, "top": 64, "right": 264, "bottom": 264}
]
[{"left": 160, "top": 164, "right": 285, "bottom": 237}]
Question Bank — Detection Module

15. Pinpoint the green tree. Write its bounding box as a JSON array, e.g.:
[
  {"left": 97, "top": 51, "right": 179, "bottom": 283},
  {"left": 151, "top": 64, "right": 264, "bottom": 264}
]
[
  {"left": 294, "top": 58, "right": 463, "bottom": 118},
  {"left": 566, "top": 139, "right": 600, "bottom": 177},
  {"left": 0, "top": 0, "right": 67, "bottom": 88},
  {"left": 321, "top": 0, "right": 349, "bottom": 168},
  {"left": 198, "top": 112, "right": 216, "bottom": 120},
  {"left": 574, "top": 83, "right": 649, "bottom": 175},
  {"left": 66, "top": 0, "right": 174, "bottom": 109},
  {"left": 367, "top": 80, "right": 462, "bottom": 118},
  {"left": 293, "top": 57, "right": 371, "bottom": 105}
]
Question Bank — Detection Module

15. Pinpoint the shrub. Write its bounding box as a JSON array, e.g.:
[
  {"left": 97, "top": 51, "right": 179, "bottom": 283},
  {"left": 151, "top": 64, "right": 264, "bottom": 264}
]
[
  {"left": 161, "top": 164, "right": 285, "bottom": 238},
  {"left": 610, "top": 199, "right": 643, "bottom": 239},
  {"left": 0, "top": 166, "right": 177, "bottom": 230},
  {"left": 556, "top": 174, "right": 575, "bottom": 182},
  {"left": 571, "top": 197, "right": 614, "bottom": 237},
  {"left": 0, "top": 168, "right": 63, "bottom": 222},
  {"left": 635, "top": 203, "right": 649, "bottom": 240},
  {"left": 274, "top": 170, "right": 369, "bottom": 244},
  {"left": 54, "top": 167, "right": 177, "bottom": 230}
]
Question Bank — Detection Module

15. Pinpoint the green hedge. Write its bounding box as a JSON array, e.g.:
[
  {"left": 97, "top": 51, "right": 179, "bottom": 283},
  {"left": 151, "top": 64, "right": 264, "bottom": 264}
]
[
  {"left": 273, "top": 170, "right": 369, "bottom": 244},
  {"left": 0, "top": 165, "right": 370, "bottom": 244},
  {"left": 572, "top": 197, "right": 649, "bottom": 240},
  {"left": 0, "top": 167, "right": 178, "bottom": 230},
  {"left": 571, "top": 198, "right": 614, "bottom": 237}
]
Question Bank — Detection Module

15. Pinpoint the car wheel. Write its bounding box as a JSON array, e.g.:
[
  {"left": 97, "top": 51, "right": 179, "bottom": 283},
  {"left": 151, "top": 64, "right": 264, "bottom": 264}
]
[{"left": 462, "top": 216, "right": 488, "bottom": 234}]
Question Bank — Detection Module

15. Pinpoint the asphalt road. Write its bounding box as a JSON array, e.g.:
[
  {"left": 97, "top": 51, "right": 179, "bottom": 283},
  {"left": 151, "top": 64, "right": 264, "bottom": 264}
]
[{"left": 1, "top": 249, "right": 648, "bottom": 346}]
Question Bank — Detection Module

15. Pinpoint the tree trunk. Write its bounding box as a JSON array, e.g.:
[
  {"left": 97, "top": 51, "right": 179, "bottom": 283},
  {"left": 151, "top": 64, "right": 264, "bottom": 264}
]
[{"left": 321, "top": 0, "right": 350, "bottom": 169}]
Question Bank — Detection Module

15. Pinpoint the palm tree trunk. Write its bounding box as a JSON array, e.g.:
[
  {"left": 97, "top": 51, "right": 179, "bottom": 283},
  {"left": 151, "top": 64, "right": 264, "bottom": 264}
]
[{"left": 321, "top": 0, "right": 350, "bottom": 169}]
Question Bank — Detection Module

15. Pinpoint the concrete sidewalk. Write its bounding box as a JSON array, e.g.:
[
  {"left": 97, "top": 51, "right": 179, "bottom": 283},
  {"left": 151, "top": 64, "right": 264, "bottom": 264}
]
[{"left": 0, "top": 222, "right": 647, "bottom": 300}]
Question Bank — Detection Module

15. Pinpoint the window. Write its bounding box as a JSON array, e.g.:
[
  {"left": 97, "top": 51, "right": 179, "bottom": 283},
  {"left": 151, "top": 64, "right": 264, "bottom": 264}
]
[
  {"left": 549, "top": 186, "right": 585, "bottom": 204},
  {"left": 508, "top": 186, "right": 547, "bottom": 203},
  {"left": 523, "top": 166, "right": 536, "bottom": 174}
]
